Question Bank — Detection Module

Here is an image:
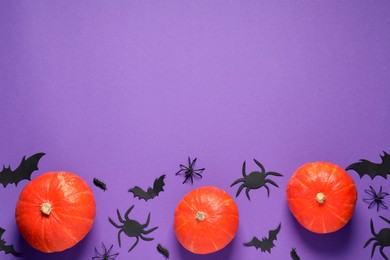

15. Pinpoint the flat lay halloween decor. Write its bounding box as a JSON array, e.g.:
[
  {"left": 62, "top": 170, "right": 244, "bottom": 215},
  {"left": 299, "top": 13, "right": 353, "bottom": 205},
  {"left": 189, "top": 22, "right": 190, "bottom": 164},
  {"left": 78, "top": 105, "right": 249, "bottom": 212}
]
[
  {"left": 363, "top": 185, "right": 388, "bottom": 212},
  {"left": 174, "top": 186, "right": 239, "bottom": 254},
  {"left": 109, "top": 205, "right": 158, "bottom": 252},
  {"left": 0, "top": 227, "right": 21, "bottom": 256},
  {"left": 128, "top": 175, "right": 166, "bottom": 201},
  {"left": 92, "top": 243, "right": 119, "bottom": 260},
  {"left": 0, "top": 153, "right": 45, "bottom": 188},
  {"left": 346, "top": 151, "right": 390, "bottom": 179},
  {"left": 364, "top": 216, "right": 390, "bottom": 260},
  {"left": 286, "top": 161, "right": 357, "bottom": 234},
  {"left": 231, "top": 159, "right": 283, "bottom": 200},
  {"left": 175, "top": 157, "right": 205, "bottom": 184},
  {"left": 243, "top": 223, "right": 281, "bottom": 253},
  {"left": 15, "top": 171, "right": 96, "bottom": 253}
]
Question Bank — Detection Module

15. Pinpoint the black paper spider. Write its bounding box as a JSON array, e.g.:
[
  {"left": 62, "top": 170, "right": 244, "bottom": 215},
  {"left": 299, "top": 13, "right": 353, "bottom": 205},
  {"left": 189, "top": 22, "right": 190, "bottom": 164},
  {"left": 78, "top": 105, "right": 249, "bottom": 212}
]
[
  {"left": 363, "top": 185, "right": 389, "bottom": 212},
  {"left": 109, "top": 205, "right": 158, "bottom": 252},
  {"left": 92, "top": 243, "right": 119, "bottom": 260},
  {"left": 175, "top": 157, "right": 205, "bottom": 184}
]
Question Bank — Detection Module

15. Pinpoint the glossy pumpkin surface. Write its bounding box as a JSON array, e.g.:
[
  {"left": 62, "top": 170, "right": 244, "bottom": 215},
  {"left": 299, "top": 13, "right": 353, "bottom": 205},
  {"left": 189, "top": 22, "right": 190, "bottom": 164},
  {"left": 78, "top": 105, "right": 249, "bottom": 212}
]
[
  {"left": 15, "top": 171, "right": 96, "bottom": 252},
  {"left": 174, "top": 186, "right": 239, "bottom": 254},
  {"left": 286, "top": 162, "right": 357, "bottom": 234}
]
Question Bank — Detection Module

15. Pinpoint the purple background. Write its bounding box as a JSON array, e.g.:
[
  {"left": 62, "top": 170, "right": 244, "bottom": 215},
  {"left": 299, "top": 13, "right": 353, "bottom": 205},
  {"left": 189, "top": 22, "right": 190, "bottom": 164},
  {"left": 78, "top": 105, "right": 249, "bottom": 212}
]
[{"left": 1, "top": 1, "right": 390, "bottom": 259}]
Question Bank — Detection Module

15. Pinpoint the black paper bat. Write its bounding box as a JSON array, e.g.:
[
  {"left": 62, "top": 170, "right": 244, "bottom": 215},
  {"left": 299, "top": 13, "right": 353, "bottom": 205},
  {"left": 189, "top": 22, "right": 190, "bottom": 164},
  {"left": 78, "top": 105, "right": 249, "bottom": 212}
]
[
  {"left": 0, "top": 153, "right": 45, "bottom": 187},
  {"left": 346, "top": 152, "right": 390, "bottom": 180},
  {"left": 244, "top": 223, "right": 281, "bottom": 253},
  {"left": 128, "top": 175, "right": 165, "bottom": 201},
  {"left": 0, "top": 227, "right": 21, "bottom": 256}
]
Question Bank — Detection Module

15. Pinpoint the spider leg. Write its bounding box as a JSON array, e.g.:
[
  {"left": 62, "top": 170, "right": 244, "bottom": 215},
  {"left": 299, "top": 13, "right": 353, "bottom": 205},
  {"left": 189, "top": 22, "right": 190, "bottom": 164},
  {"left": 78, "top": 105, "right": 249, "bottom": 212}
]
[
  {"left": 118, "top": 230, "right": 124, "bottom": 248},
  {"left": 245, "top": 187, "right": 251, "bottom": 201},
  {"left": 142, "top": 213, "right": 151, "bottom": 227},
  {"left": 364, "top": 237, "right": 375, "bottom": 248},
  {"left": 380, "top": 246, "right": 388, "bottom": 260},
  {"left": 234, "top": 183, "right": 246, "bottom": 197},
  {"left": 265, "top": 179, "right": 279, "bottom": 187},
  {"left": 128, "top": 236, "right": 139, "bottom": 252},
  {"left": 106, "top": 243, "right": 113, "bottom": 254},
  {"left": 263, "top": 184, "right": 270, "bottom": 197},
  {"left": 116, "top": 209, "right": 125, "bottom": 223},
  {"left": 190, "top": 157, "right": 196, "bottom": 168},
  {"left": 182, "top": 175, "right": 190, "bottom": 184},
  {"left": 142, "top": 226, "right": 158, "bottom": 234},
  {"left": 108, "top": 252, "right": 119, "bottom": 260},
  {"left": 139, "top": 233, "right": 154, "bottom": 241},
  {"left": 230, "top": 178, "right": 244, "bottom": 187},
  {"left": 379, "top": 201, "right": 388, "bottom": 209},
  {"left": 93, "top": 247, "right": 102, "bottom": 257},
  {"left": 266, "top": 171, "right": 283, "bottom": 177},
  {"left": 194, "top": 172, "right": 203, "bottom": 178},
  {"left": 380, "top": 215, "right": 390, "bottom": 224},
  {"left": 365, "top": 189, "right": 375, "bottom": 196},
  {"left": 253, "top": 159, "right": 265, "bottom": 173},
  {"left": 108, "top": 217, "right": 122, "bottom": 229},
  {"left": 370, "top": 219, "right": 378, "bottom": 237},
  {"left": 125, "top": 205, "right": 135, "bottom": 221},
  {"left": 242, "top": 161, "right": 247, "bottom": 177},
  {"left": 371, "top": 242, "right": 380, "bottom": 258},
  {"left": 190, "top": 174, "right": 194, "bottom": 183}
]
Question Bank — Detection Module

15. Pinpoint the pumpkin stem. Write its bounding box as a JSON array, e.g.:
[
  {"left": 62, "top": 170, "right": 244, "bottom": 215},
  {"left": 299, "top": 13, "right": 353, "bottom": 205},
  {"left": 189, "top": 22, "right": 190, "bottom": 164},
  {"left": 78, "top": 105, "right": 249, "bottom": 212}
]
[
  {"left": 195, "top": 211, "right": 205, "bottom": 221},
  {"left": 316, "top": 192, "right": 326, "bottom": 204},
  {"left": 40, "top": 202, "right": 52, "bottom": 216}
]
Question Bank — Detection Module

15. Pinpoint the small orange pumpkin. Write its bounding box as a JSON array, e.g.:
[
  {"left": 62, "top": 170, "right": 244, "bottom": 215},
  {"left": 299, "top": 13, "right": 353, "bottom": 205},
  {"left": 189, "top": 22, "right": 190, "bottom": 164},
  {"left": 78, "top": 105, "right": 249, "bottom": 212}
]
[
  {"left": 174, "top": 186, "right": 239, "bottom": 254},
  {"left": 286, "top": 161, "right": 357, "bottom": 234},
  {"left": 15, "top": 171, "right": 96, "bottom": 252}
]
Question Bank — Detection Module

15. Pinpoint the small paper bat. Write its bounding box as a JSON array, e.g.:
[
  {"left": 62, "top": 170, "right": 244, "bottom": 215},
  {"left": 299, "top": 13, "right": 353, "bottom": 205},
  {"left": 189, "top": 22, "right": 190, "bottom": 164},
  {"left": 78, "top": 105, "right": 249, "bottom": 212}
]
[
  {"left": 0, "top": 227, "right": 22, "bottom": 256},
  {"left": 346, "top": 152, "right": 390, "bottom": 180},
  {"left": 128, "top": 175, "right": 165, "bottom": 201},
  {"left": 93, "top": 178, "right": 107, "bottom": 191},
  {"left": 244, "top": 223, "right": 281, "bottom": 253},
  {"left": 0, "top": 153, "right": 45, "bottom": 187}
]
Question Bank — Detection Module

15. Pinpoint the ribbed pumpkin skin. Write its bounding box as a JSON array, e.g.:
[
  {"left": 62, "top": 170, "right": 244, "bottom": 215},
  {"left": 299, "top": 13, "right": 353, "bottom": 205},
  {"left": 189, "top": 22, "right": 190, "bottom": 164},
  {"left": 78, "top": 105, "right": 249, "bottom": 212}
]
[
  {"left": 15, "top": 171, "right": 96, "bottom": 252},
  {"left": 174, "top": 186, "right": 239, "bottom": 254},
  {"left": 286, "top": 162, "right": 357, "bottom": 234}
]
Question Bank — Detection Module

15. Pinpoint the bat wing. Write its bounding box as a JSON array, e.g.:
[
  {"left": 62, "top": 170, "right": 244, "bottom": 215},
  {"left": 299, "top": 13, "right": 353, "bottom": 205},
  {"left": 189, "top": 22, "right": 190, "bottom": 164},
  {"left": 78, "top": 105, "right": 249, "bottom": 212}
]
[
  {"left": 152, "top": 175, "right": 165, "bottom": 196},
  {"left": 268, "top": 223, "right": 281, "bottom": 241},
  {"left": 1, "top": 243, "right": 22, "bottom": 256},
  {"left": 346, "top": 160, "right": 386, "bottom": 180},
  {"left": 243, "top": 236, "right": 262, "bottom": 250},
  {"left": 129, "top": 186, "right": 153, "bottom": 201},
  {"left": 0, "top": 153, "right": 45, "bottom": 187}
]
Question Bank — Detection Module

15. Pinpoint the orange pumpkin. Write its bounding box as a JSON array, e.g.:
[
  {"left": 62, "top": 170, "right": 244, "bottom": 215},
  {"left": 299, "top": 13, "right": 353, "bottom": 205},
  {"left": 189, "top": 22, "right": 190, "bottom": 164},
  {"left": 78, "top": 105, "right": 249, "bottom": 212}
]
[
  {"left": 286, "top": 161, "right": 357, "bottom": 234},
  {"left": 174, "top": 186, "right": 239, "bottom": 254},
  {"left": 15, "top": 171, "right": 96, "bottom": 252}
]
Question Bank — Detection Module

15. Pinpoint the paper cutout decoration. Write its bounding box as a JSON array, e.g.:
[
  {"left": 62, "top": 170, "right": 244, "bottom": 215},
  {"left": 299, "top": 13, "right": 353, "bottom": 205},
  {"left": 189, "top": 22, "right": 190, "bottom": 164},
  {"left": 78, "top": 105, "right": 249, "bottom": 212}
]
[
  {"left": 175, "top": 157, "right": 205, "bottom": 184},
  {"left": 364, "top": 216, "right": 390, "bottom": 260},
  {"left": 0, "top": 227, "right": 21, "bottom": 256},
  {"left": 93, "top": 243, "right": 119, "bottom": 260},
  {"left": 244, "top": 223, "right": 281, "bottom": 253},
  {"left": 0, "top": 153, "right": 45, "bottom": 187},
  {"left": 231, "top": 159, "right": 283, "bottom": 200},
  {"left": 157, "top": 243, "right": 169, "bottom": 259},
  {"left": 128, "top": 175, "right": 165, "bottom": 201},
  {"left": 290, "top": 248, "right": 300, "bottom": 260},
  {"left": 363, "top": 186, "right": 388, "bottom": 212},
  {"left": 93, "top": 178, "right": 107, "bottom": 192},
  {"left": 346, "top": 152, "right": 390, "bottom": 179},
  {"left": 109, "top": 205, "right": 158, "bottom": 252}
]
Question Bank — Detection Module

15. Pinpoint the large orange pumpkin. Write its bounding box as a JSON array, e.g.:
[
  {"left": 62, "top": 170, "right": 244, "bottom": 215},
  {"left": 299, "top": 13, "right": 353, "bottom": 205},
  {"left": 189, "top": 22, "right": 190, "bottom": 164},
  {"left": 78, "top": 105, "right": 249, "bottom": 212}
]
[
  {"left": 15, "top": 171, "right": 96, "bottom": 252},
  {"left": 174, "top": 186, "right": 239, "bottom": 254},
  {"left": 286, "top": 161, "right": 357, "bottom": 234}
]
